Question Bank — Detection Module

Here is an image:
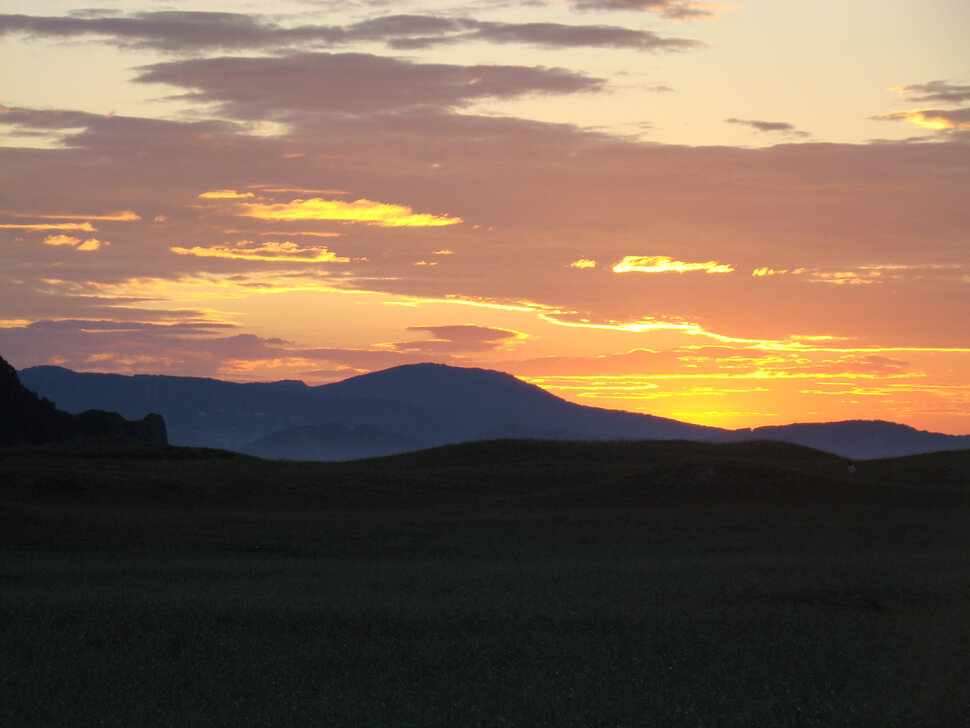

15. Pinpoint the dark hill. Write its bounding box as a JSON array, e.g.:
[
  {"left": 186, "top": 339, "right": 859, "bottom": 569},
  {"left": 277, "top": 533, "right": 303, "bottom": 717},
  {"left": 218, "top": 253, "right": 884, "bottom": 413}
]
[
  {"left": 0, "top": 356, "right": 166, "bottom": 446},
  {"left": 738, "top": 420, "right": 970, "bottom": 460},
  {"left": 241, "top": 423, "right": 429, "bottom": 461}
]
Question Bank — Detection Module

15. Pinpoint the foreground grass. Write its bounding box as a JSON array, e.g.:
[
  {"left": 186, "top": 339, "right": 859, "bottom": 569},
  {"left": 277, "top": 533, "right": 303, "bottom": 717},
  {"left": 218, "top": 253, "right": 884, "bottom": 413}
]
[{"left": 2, "top": 440, "right": 970, "bottom": 727}]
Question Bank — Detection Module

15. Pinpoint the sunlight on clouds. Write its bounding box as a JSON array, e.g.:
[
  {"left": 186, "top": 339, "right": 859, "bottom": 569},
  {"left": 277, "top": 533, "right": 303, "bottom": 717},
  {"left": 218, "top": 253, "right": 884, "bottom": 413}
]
[
  {"left": 0, "top": 222, "right": 96, "bottom": 231},
  {"left": 171, "top": 241, "right": 351, "bottom": 263},
  {"left": 613, "top": 256, "right": 733, "bottom": 274},
  {"left": 240, "top": 198, "right": 462, "bottom": 227},
  {"left": 753, "top": 263, "right": 967, "bottom": 285},
  {"left": 570, "top": 259, "right": 597, "bottom": 268},
  {"left": 1, "top": 210, "right": 140, "bottom": 221},
  {"left": 876, "top": 109, "right": 970, "bottom": 131},
  {"left": 254, "top": 231, "right": 344, "bottom": 238},
  {"left": 199, "top": 190, "right": 256, "bottom": 199},
  {"left": 42, "top": 234, "right": 108, "bottom": 250}
]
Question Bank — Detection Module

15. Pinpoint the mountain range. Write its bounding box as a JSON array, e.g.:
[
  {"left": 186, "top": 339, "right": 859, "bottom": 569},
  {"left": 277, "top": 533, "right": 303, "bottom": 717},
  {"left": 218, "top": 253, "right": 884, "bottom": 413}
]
[{"left": 16, "top": 361, "right": 970, "bottom": 461}]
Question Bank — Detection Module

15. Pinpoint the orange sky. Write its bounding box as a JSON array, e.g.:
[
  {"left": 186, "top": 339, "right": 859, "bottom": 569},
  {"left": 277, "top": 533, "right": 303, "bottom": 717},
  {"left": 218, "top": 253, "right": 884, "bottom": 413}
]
[{"left": 1, "top": 1, "right": 968, "bottom": 433}]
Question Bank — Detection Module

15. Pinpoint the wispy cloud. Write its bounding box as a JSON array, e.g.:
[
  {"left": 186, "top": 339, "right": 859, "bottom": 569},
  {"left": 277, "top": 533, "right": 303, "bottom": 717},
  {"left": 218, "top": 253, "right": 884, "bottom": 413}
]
[
  {"left": 874, "top": 108, "right": 970, "bottom": 131},
  {"left": 171, "top": 241, "right": 351, "bottom": 263},
  {"left": 0, "top": 11, "right": 704, "bottom": 52},
  {"left": 387, "top": 325, "right": 529, "bottom": 354},
  {"left": 877, "top": 80, "right": 970, "bottom": 133},
  {"left": 0, "top": 221, "right": 97, "bottom": 231},
  {"left": 568, "top": 0, "right": 714, "bottom": 20},
  {"left": 134, "top": 53, "right": 605, "bottom": 118},
  {"left": 0, "top": 209, "right": 140, "bottom": 221},
  {"left": 239, "top": 198, "right": 462, "bottom": 227},
  {"left": 890, "top": 80, "right": 970, "bottom": 105},
  {"left": 613, "top": 256, "right": 733, "bottom": 274},
  {"left": 42, "top": 234, "right": 109, "bottom": 251},
  {"left": 724, "top": 117, "right": 811, "bottom": 139}
]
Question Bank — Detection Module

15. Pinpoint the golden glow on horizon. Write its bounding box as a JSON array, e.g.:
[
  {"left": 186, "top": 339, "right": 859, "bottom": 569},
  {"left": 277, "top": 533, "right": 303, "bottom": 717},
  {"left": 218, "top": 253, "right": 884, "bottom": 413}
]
[
  {"left": 240, "top": 197, "right": 463, "bottom": 227},
  {"left": 613, "top": 256, "right": 734, "bottom": 274},
  {"left": 171, "top": 241, "right": 352, "bottom": 263}
]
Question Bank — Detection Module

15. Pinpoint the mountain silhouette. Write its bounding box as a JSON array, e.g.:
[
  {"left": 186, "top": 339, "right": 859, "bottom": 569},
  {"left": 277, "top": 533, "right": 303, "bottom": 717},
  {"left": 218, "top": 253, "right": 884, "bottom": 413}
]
[
  {"left": 1, "top": 355, "right": 167, "bottom": 447},
  {"left": 16, "top": 361, "right": 970, "bottom": 460}
]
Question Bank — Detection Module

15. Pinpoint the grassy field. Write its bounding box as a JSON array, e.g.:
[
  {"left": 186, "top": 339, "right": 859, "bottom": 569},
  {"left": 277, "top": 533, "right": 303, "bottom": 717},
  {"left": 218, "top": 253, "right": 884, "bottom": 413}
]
[{"left": 2, "top": 440, "right": 969, "bottom": 727}]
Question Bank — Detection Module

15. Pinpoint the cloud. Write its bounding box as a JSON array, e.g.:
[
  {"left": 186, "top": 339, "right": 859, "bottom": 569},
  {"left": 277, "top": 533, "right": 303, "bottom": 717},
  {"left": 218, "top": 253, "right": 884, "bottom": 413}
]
[
  {"left": 388, "top": 324, "right": 528, "bottom": 354},
  {"left": 134, "top": 53, "right": 605, "bottom": 118},
  {"left": 891, "top": 81, "right": 970, "bottom": 105},
  {"left": 568, "top": 0, "right": 714, "bottom": 20},
  {"left": 874, "top": 108, "right": 970, "bottom": 131},
  {"left": 198, "top": 190, "right": 255, "bottom": 200},
  {"left": 752, "top": 263, "right": 969, "bottom": 285},
  {"left": 441, "top": 20, "right": 701, "bottom": 52},
  {"left": 3, "top": 98, "right": 969, "bottom": 351},
  {"left": 239, "top": 198, "right": 462, "bottom": 227},
  {"left": 42, "top": 234, "right": 109, "bottom": 251},
  {"left": 0, "top": 318, "right": 497, "bottom": 380},
  {"left": 507, "top": 347, "right": 917, "bottom": 382},
  {"left": 0, "top": 209, "right": 140, "bottom": 221},
  {"left": 613, "top": 256, "right": 734, "bottom": 274},
  {"left": 0, "top": 11, "right": 703, "bottom": 53},
  {"left": 570, "top": 259, "right": 597, "bottom": 268},
  {"left": 0, "top": 221, "right": 96, "bottom": 231},
  {"left": 725, "top": 117, "right": 811, "bottom": 138},
  {"left": 171, "top": 241, "right": 351, "bottom": 263}
]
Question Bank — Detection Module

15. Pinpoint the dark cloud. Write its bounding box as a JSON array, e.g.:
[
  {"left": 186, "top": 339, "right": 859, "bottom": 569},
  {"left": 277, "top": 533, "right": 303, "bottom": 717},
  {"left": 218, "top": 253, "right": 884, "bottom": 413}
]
[
  {"left": 418, "top": 20, "right": 701, "bottom": 51},
  {"left": 134, "top": 52, "right": 604, "bottom": 117},
  {"left": 0, "top": 11, "right": 286, "bottom": 51},
  {"left": 725, "top": 118, "right": 811, "bottom": 138},
  {"left": 0, "top": 11, "right": 701, "bottom": 52},
  {"left": 390, "top": 325, "right": 524, "bottom": 354},
  {"left": 893, "top": 80, "right": 970, "bottom": 105},
  {"left": 570, "top": 0, "right": 712, "bottom": 19},
  {"left": 0, "top": 319, "right": 442, "bottom": 377}
]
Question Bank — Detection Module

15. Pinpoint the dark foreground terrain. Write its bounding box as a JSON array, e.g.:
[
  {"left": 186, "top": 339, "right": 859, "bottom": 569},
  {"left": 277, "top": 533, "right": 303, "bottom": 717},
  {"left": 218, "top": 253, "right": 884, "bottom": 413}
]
[{"left": 2, "top": 439, "right": 969, "bottom": 727}]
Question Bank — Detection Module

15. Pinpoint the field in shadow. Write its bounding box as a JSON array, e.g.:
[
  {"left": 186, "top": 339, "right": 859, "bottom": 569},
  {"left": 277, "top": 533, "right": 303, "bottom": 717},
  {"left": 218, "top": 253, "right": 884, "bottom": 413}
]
[{"left": 2, "top": 439, "right": 970, "bottom": 726}]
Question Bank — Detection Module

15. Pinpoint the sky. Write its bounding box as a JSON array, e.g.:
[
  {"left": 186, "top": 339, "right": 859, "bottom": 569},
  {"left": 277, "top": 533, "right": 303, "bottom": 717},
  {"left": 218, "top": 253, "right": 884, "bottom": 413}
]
[{"left": 1, "top": 0, "right": 969, "bottom": 434}]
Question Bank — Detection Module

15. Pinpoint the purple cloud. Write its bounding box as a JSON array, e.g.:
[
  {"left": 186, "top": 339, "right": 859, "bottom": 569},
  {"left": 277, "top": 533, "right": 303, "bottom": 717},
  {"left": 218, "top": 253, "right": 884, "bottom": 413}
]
[
  {"left": 725, "top": 117, "right": 811, "bottom": 138},
  {"left": 390, "top": 325, "right": 525, "bottom": 354},
  {"left": 570, "top": 0, "right": 712, "bottom": 19},
  {"left": 893, "top": 80, "right": 970, "bottom": 105},
  {"left": 0, "top": 11, "right": 701, "bottom": 52},
  {"left": 133, "top": 52, "right": 604, "bottom": 118}
]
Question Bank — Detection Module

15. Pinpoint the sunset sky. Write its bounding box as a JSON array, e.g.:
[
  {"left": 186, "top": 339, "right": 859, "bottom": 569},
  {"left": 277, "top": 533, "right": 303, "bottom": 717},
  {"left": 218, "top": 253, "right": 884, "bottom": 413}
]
[{"left": 1, "top": 0, "right": 968, "bottom": 434}]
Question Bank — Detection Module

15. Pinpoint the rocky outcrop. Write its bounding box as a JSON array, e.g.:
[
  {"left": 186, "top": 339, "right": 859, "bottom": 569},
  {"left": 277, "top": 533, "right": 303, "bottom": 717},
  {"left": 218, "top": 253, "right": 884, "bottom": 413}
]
[{"left": 0, "top": 355, "right": 167, "bottom": 446}]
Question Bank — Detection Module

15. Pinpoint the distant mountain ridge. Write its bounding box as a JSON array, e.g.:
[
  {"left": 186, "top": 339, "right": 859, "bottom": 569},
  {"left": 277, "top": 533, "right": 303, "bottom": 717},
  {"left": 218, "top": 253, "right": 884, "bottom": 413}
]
[{"left": 16, "top": 361, "right": 970, "bottom": 461}]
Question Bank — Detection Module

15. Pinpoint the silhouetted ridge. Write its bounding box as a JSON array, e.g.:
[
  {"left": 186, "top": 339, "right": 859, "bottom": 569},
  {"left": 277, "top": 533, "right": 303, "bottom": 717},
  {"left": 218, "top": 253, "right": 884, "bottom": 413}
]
[
  {"left": 742, "top": 420, "right": 969, "bottom": 460},
  {"left": 1, "top": 355, "right": 167, "bottom": 446},
  {"left": 315, "top": 362, "right": 562, "bottom": 411}
]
